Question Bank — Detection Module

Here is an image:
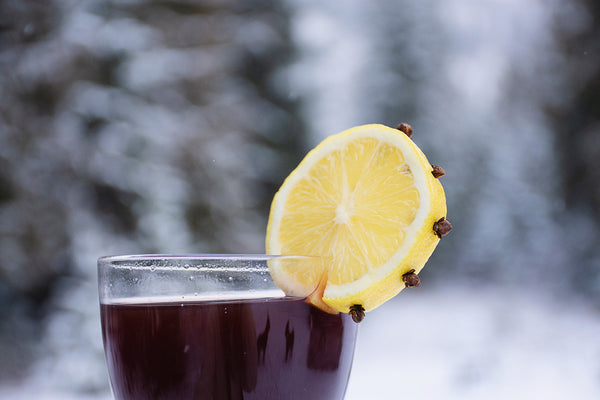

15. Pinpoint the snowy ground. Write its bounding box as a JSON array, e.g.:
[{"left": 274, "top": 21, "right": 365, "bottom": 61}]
[
  {"left": 346, "top": 285, "right": 600, "bottom": 400},
  {"left": 1, "top": 285, "right": 599, "bottom": 400}
]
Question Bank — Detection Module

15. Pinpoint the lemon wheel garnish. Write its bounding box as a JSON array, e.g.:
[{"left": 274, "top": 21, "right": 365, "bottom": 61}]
[{"left": 266, "top": 124, "right": 448, "bottom": 313}]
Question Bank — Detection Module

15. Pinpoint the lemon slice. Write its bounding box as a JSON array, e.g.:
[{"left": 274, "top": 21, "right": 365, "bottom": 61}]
[{"left": 266, "top": 124, "right": 448, "bottom": 314}]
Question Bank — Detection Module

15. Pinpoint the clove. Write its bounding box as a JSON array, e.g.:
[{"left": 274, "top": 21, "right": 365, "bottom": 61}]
[
  {"left": 396, "top": 123, "right": 413, "bottom": 138},
  {"left": 402, "top": 269, "right": 421, "bottom": 288},
  {"left": 433, "top": 217, "right": 452, "bottom": 239},
  {"left": 431, "top": 165, "right": 445, "bottom": 178},
  {"left": 349, "top": 304, "right": 365, "bottom": 323}
]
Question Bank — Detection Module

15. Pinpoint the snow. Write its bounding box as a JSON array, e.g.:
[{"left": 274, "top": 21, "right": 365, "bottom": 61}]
[{"left": 346, "top": 286, "right": 600, "bottom": 399}]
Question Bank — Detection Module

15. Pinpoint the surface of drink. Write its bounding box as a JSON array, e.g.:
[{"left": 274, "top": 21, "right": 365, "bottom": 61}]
[{"left": 101, "top": 296, "right": 357, "bottom": 400}]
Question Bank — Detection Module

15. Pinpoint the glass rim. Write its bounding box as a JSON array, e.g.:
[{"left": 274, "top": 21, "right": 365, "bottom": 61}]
[
  {"left": 99, "top": 253, "right": 318, "bottom": 263},
  {"left": 97, "top": 254, "right": 323, "bottom": 273},
  {"left": 97, "top": 254, "right": 321, "bottom": 303}
]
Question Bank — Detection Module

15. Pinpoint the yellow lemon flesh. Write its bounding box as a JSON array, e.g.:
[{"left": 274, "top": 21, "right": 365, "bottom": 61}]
[{"left": 266, "top": 124, "right": 447, "bottom": 313}]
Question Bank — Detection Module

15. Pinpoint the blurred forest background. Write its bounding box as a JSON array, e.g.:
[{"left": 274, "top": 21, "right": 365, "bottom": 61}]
[{"left": 0, "top": 0, "right": 599, "bottom": 398}]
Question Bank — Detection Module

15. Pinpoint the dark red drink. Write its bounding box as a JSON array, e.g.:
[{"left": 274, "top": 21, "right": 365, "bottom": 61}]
[{"left": 101, "top": 297, "right": 357, "bottom": 400}]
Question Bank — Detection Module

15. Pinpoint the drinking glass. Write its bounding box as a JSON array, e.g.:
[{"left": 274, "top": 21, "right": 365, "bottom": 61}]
[{"left": 98, "top": 254, "right": 358, "bottom": 400}]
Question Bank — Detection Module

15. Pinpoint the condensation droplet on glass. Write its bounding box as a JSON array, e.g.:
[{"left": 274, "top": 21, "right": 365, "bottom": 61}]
[
  {"left": 189, "top": 276, "right": 195, "bottom": 281},
  {"left": 228, "top": 276, "right": 233, "bottom": 282}
]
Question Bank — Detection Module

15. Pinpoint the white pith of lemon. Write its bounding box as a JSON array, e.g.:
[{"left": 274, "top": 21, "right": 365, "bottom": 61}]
[{"left": 266, "top": 124, "right": 447, "bottom": 313}]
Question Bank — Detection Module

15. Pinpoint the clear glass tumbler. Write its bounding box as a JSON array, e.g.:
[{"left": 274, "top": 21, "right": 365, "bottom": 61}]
[{"left": 98, "top": 254, "right": 358, "bottom": 400}]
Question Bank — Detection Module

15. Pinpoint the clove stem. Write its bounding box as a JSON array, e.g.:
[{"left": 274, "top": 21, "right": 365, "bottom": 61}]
[
  {"left": 433, "top": 217, "right": 452, "bottom": 238},
  {"left": 396, "top": 123, "right": 413, "bottom": 138}
]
